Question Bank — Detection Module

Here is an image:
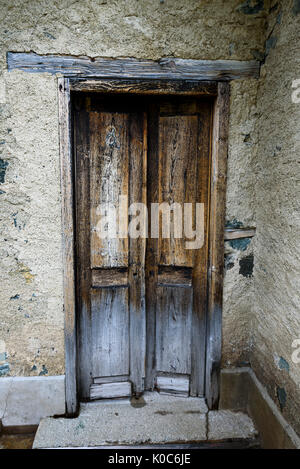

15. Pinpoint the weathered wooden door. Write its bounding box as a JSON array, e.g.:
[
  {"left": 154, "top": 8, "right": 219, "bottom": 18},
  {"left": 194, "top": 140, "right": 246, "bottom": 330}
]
[{"left": 74, "top": 93, "right": 212, "bottom": 401}]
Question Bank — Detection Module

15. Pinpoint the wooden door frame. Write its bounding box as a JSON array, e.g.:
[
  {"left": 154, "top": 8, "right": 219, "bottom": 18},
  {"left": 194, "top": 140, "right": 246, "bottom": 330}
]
[{"left": 58, "top": 76, "right": 229, "bottom": 416}]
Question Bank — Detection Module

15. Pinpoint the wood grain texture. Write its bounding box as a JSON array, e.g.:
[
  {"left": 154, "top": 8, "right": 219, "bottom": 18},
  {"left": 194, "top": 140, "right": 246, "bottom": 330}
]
[
  {"left": 75, "top": 96, "right": 149, "bottom": 398},
  {"left": 145, "top": 103, "right": 160, "bottom": 391},
  {"left": 156, "top": 286, "right": 193, "bottom": 375},
  {"left": 128, "top": 112, "right": 147, "bottom": 396},
  {"left": 90, "top": 381, "right": 131, "bottom": 399},
  {"left": 67, "top": 85, "right": 226, "bottom": 406},
  {"left": 157, "top": 266, "right": 192, "bottom": 287},
  {"left": 190, "top": 100, "right": 212, "bottom": 397},
  {"left": 74, "top": 95, "right": 92, "bottom": 400},
  {"left": 156, "top": 376, "right": 189, "bottom": 396},
  {"left": 146, "top": 98, "right": 212, "bottom": 396},
  {"left": 158, "top": 113, "right": 198, "bottom": 267},
  {"left": 58, "top": 77, "right": 77, "bottom": 416},
  {"left": 93, "top": 375, "right": 128, "bottom": 384},
  {"left": 90, "top": 111, "right": 129, "bottom": 268},
  {"left": 91, "top": 268, "right": 128, "bottom": 288},
  {"left": 91, "top": 288, "right": 130, "bottom": 378},
  {"left": 205, "top": 82, "right": 230, "bottom": 410},
  {"left": 224, "top": 228, "right": 256, "bottom": 240},
  {"left": 7, "top": 52, "right": 260, "bottom": 80},
  {"left": 70, "top": 78, "right": 218, "bottom": 95}
]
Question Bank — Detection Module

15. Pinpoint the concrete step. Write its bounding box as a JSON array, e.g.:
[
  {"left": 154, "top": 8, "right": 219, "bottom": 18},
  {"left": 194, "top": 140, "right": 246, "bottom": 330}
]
[{"left": 33, "top": 392, "right": 259, "bottom": 449}]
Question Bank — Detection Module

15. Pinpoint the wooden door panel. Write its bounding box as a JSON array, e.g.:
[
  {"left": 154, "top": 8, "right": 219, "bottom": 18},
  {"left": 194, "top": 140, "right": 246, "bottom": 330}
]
[
  {"left": 156, "top": 106, "right": 197, "bottom": 390},
  {"left": 158, "top": 114, "right": 198, "bottom": 267},
  {"left": 75, "top": 93, "right": 212, "bottom": 401},
  {"left": 75, "top": 95, "right": 146, "bottom": 400},
  {"left": 146, "top": 98, "right": 212, "bottom": 396},
  {"left": 90, "top": 111, "right": 129, "bottom": 268},
  {"left": 156, "top": 286, "right": 193, "bottom": 375},
  {"left": 89, "top": 107, "right": 131, "bottom": 394},
  {"left": 91, "top": 287, "right": 129, "bottom": 378}
]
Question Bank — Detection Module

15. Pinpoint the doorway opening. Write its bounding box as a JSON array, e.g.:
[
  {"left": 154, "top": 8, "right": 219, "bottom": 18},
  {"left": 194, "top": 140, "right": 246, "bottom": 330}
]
[
  {"left": 73, "top": 92, "right": 212, "bottom": 401},
  {"left": 60, "top": 78, "right": 229, "bottom": 414}
]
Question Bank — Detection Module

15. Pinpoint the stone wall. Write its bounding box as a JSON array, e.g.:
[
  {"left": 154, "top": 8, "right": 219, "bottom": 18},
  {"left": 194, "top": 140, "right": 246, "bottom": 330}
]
[
  {"left": 0, "top": 2, "right": 267, "bottom": 378},
  {"left": 252, "top": 0, "right": 300, "bottom": 435}
]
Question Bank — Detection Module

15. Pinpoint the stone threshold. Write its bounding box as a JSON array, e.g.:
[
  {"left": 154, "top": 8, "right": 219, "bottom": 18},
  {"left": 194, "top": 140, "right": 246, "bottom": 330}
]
[{"left": 32, "top": 392, "right": 258, "bottom": 449}]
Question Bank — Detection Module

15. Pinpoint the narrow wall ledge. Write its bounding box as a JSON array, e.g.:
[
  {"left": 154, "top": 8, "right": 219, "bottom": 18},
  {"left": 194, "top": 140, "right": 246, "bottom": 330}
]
[
  {"left": 220, "top": 367, "right": 300, "bottom": 449},
  {"left": 0, "top": 375, "right": 65, "bottom": 430}
]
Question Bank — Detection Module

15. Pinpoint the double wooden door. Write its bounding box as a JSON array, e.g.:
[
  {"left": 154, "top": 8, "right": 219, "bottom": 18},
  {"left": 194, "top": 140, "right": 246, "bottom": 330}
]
[{"left": 73, "top": 92, "right": 212, "bottom": 401}]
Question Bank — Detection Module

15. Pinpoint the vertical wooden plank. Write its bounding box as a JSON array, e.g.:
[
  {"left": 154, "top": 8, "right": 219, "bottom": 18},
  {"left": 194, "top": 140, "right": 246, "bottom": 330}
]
[
  {"left": 129, "top": 112, "right": 147, "bottom": 396},
  {"left": 74, "top": 95, "right": 92, "bottom": 399},
  {"left": 205, "top": 82, "right": 230, "bottom": 409},
  {"left": 145, "top": 103, "right": 159, "bottom": 390},
  {"left": 190, "top": 100, "right": 212, "bottom": 397},
  {"left": 58, "top": 77, "right": 77, "bottom": 416}
]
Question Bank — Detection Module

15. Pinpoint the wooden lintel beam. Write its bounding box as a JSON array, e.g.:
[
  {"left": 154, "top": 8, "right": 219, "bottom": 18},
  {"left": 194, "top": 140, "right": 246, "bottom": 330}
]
[{"left": 7, "top": 52, "right": 260, "bottom": 81}]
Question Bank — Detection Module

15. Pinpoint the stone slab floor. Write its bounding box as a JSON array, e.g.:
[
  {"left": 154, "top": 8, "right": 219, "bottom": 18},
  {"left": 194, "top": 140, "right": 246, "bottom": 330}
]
[{"left": 33, "top": 392, "right": 258, "bottom": 449}]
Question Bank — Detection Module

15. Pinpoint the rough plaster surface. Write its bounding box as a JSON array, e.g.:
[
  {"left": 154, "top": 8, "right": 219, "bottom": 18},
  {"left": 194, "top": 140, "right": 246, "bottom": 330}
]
[
  {"left": 251, "top": 0, "right": 300, "bottom": 435},
  {"left": 222, "top": 79, "right": 258, "bottom": 367},
  {"left": 0, "top": 71, "right": 64, "bottom": 376},
  {"left": 0, "top": 0, "right": 267, "bottom": 65},
  {"left": 0, "top": 0, "right": 268, "bottom": 377}
]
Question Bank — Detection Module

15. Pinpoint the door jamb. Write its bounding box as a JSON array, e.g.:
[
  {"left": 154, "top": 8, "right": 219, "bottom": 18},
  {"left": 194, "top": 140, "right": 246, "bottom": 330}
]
[
  {"left": 58, "top": 77, "right": 230, "bottom": 416},
  {"left": 58, "top": 78, "right": 77, "bottom": 416}
]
